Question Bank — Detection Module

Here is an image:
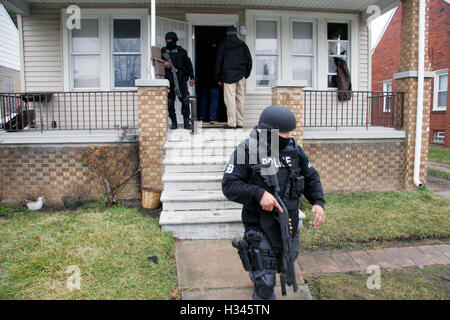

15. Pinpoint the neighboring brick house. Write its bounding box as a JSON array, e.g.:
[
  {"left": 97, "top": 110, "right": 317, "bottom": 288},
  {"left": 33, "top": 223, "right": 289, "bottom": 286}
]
[{"left": 372, "top": 0, "right": 449, "bottom": 147}]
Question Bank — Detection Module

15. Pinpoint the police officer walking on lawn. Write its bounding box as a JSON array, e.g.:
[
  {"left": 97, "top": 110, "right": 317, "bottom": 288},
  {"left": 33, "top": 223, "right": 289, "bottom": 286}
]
[
  {"left": 222, "top": 105, "right": 326, "bottom": 300},
  {"left": 162, "top": 32, "right": 195, "bottom": 130}
]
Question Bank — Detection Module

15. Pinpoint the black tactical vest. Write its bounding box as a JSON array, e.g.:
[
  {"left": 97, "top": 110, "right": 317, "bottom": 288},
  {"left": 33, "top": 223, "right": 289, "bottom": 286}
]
[
  {"left": 244, "top": 137, "right": 305, "bottom": 248},
  {"left": 162, "top": 46, "right": 188, "bottom": 81}
]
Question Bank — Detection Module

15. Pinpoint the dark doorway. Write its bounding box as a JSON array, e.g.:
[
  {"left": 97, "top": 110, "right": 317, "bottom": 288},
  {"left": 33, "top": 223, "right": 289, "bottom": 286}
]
[{"left": 194, "top": 26, "right": 228, "bottom": 123}]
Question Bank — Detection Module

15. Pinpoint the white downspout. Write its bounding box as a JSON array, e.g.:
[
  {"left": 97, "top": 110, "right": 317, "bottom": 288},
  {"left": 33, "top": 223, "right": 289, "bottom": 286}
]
[
  {"left": 148, "top": 0, "right": 156, "bottom": 79},
  {"left": 413, "top": 0, "right": 426, "bottom": 187}
]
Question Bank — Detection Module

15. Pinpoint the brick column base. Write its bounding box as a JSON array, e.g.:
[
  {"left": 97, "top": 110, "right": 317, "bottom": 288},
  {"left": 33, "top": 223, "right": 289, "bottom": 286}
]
[
  {"left": 395, "top": 0, "right": 433, "bottom": 189},
  {"left": 396, "top": 77, "right": 433, "bottom": 189},
  {"left": 136, "top": 79, "right": 169, "bottom": 208},
  {"left": 271, "top": 81, "right": 306, "bottom": 145}
]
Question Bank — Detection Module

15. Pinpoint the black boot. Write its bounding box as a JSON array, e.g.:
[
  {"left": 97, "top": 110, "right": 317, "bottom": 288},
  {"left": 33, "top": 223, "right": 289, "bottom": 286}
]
[
  {"left": 170, "top": 118, "right": 177, "bottom": 129},
  {"left": 183, "top": 117, "right": 192, "bottom": 130}
]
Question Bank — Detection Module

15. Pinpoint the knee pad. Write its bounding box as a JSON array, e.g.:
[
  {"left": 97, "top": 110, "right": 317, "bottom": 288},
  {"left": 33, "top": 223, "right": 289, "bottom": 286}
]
[{"left": 254, "top": 272, "right": 276, "bottom": 299}]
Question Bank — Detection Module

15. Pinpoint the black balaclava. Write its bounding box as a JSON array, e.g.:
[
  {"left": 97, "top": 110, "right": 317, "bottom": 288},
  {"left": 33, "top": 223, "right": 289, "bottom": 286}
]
[{"left": 278, "top": 136, "right": 291, "bottom": 150}]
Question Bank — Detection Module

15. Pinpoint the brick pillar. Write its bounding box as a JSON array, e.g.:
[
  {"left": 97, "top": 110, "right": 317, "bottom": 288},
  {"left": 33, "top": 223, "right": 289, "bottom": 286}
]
[
  {"left": 271, "top": 80, "right": 307, "bottom": 145},
  {"left": 395, "top": 0, "right": 433, "bottom": 189},
  {"left": 136, "top": 79, "right": 169, "bottom": 208}
]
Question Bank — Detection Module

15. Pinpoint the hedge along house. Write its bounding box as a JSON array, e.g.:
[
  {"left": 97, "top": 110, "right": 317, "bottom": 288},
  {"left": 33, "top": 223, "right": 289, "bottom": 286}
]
[{"left": 0, "top": 0, "right": 433, "bottom": 239}]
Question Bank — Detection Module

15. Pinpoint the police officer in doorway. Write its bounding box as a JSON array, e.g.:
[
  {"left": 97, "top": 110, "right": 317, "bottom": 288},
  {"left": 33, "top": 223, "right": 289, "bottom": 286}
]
[
  {"left": 222, "top": 105, "right": 326, "bottom": 300},
  {"left": 161, "top": 32, "right": 195, "bottom": 130}
]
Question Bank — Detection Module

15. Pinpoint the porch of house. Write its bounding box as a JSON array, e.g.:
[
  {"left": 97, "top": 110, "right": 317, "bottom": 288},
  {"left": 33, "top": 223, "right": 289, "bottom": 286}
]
[{"left": 1, "top": 87, "right": 407, "bottom": 239}]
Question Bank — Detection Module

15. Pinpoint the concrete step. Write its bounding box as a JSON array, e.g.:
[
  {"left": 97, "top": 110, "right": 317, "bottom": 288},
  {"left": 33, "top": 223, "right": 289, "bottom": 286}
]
[
  {"left": 161, "top": 190, "right": 242, "bottom": 211},
  {"left": 162, "top": 172, "right": 223, "bottom": 191},
  {"left": 166, "top": 128, "right": 251, "bottom": 143},
  {"left": 164, "top": 163, "right": 226, "bottom": 173},
  {"left": 163, "top": 155, "right": 229, "bottom": 166},
  {"left": 160, "top": 209, "right": 244, "bottom": 239}
]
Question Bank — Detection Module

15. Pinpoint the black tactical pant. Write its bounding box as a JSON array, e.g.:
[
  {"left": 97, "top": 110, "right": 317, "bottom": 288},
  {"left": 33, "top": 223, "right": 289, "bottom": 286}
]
[
  {"left": 244, "top": 228, "right": 300, "bottom": 300},
  {"left": 168, "top": 79, "right": 190, "bottom": 124}
]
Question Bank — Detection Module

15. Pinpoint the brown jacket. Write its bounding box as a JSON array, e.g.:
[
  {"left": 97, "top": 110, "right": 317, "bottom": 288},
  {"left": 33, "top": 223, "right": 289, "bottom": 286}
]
[{"left": 334, "top": 57, "right": 352, "bottom": 101}]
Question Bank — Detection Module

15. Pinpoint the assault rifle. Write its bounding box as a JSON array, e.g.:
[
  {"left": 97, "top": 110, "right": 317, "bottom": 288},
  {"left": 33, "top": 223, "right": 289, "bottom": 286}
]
[
  {"left": 161, "top": 50, "right": 182, "bottom": 99},
  {"left": 251, "top": 161, "right": 298, "bottom": 296}
]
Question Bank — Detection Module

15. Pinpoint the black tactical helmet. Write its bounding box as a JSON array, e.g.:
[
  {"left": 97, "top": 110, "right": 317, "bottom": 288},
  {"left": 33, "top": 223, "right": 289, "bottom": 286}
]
[
  {"left": 258, "top": 105, "right": 296, "bottom": 132},
  {"left": 165, "top": 32, "right": 178, "bottom": 41}
]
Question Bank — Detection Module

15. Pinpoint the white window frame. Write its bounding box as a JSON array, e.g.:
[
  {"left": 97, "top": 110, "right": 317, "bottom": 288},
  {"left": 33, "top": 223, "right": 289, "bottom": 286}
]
[
  {"left": 254, "top": 17, "right": 281, "bottom": 90},
  {"left": 433, "top": 131, "right": 445, "bottom": 144},
  {"left": 68, "top": 16, "right": 102, "bottom": 91},
  {"left": 245, "top": 10, "right": 359, "bottom": 93},
  {"left": 433, "top": 69, "right": 448, "bottom": 111},
  {"left": 383, "top": 79, "right": 393, "bottom": 112},
  {"left": 290, "top": 19, "right": 316, "bottom": 89},
  {"left": 326, "top": 21, "right": 350, "bottom": 90},
  {"left": 62, "top": 8, "right": 148, "bottom": 92},
  {"left": 110, "top": 15, "right": 143, "bottom": 90}
]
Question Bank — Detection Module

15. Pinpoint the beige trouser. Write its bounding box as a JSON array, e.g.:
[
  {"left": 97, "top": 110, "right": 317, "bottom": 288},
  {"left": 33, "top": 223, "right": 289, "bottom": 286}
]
[{"left": 224, "top": 77, "right": 245, "bottom": 127}]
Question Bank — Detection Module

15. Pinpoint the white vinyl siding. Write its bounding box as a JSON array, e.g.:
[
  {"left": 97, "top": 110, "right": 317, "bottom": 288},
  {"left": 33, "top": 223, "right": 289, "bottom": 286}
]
[
  {"left": 0, "top": 5, "right": 20, "bottom": 71},
  {"left": 22, "top": 6, "right": 63, "bottom": 91},
  {"left": 358, "top": 22, "right": 369, "bottom": 91}
]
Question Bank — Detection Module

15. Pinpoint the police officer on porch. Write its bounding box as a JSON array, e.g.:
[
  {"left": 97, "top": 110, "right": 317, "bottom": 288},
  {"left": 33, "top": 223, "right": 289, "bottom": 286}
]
[
  {"left": 222, "top": 105, "right": 326, "bottom": 300},
  {"left": 161, "top": 32, "right": 195, "bottom": 130}
]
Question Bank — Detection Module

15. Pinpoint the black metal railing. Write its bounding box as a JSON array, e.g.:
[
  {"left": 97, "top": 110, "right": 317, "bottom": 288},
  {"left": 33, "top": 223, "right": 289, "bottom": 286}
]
[
  {"left": 0, "top": 91, "right": 138, "bottom": 132},
  {"left": 303, "top": 90, "right": 404, "bottom": 130}
]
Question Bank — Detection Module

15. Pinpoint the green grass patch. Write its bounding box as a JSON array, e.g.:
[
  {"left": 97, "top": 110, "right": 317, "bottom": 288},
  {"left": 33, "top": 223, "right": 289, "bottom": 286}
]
[
  {"left": 428, "top": 147, "right": 450, "bottom": 164},
  {"left": 307, "top": 265, "right": 450, "bottom": 300},
  {"left": 0, "top": 207, "right": 179, "bottom": 300},
  {"left": 299, "top": 189, "right": 450, "bottom": 250},
  {"left": 428, "top": 168, "right": 450, "bottom": 181}
]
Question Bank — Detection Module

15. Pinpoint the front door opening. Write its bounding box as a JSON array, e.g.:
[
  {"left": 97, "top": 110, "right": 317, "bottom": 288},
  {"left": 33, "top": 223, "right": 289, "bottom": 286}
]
[{"left": 194, "top": 26, "right": 228, "bottom": 124}]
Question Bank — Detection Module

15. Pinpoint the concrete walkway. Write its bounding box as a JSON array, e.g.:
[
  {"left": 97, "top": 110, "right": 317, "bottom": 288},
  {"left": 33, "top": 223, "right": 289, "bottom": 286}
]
[
  {"left": 175, "top": 241, "right": 450, "bottom": 300},
  {"left": 298, "top": 244, "right": 450, "bottom": 275},
  {"left": 426, "top": 174, "right": 450, "bottom": 200},
  {"left": 176, "top": 240, "right": 312, "bottom": 300}
]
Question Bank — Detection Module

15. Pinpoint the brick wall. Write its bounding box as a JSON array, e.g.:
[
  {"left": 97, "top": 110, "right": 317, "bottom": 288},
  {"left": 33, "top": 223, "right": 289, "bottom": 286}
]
[
  {"left": 372, "top": 0, "right": 449, "bottom": 147},
  {"left": 371, "top": 4, "right": 403, "bottom": 93},
  {"left": 428, "top": 0, "right": 450, "bottom": 147},
  {"left": 272, "top": 86, "right": 304, "bottom": 144},
  {"left": 0, "top": 143, "right": 141, "bottom": 202},
  {"left": 303, "top": 139, "right": 405, "bottom": 192}
]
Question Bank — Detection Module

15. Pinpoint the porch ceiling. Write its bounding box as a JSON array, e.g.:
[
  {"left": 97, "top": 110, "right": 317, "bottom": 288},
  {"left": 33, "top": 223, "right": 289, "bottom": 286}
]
[{"left": 3, "top": 0, "right": 399, "bottom": 18}]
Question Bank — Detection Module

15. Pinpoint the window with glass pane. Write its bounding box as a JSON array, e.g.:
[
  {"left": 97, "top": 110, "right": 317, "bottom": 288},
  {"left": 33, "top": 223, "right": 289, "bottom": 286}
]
[
  {"left": 383, "top": 81, "right": 393, "bottom": 112},
  {"left": 71, "top": 19, "right": 100, "bottom": 89},
  {"left": 433, "top": 131, "right": 445, "bottom": 144},
  {"left": 327, "top": 22, "right": 349, "bottom": 88},
  {"left": 437, "top": 73, "right": 448, "bottom": 109},
  {"left": 255, "top": 20, "right": 278, "bottom": 87},
  {"left": 113, "top": 19, "right": 141, "bottom": 88},
  {"left": 292, "top": 21, "right": 313, "bottom": 87}
]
